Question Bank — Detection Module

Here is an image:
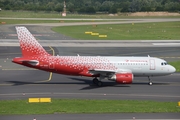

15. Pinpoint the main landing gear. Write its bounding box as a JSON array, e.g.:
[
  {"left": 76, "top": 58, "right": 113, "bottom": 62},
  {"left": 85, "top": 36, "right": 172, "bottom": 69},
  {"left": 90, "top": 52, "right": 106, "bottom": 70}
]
[
  {"left": 93, "top": 77, "right": 103, "bottom": 87},
  {"left": 148, "top": 76, "right": 153, "bottom": 85}
]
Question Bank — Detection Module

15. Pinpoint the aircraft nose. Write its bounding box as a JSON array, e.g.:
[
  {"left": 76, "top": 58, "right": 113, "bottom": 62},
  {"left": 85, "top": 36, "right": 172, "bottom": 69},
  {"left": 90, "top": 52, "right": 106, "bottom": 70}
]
[{"left": 170, "top": 65, "right": 176, "bottom": 73}]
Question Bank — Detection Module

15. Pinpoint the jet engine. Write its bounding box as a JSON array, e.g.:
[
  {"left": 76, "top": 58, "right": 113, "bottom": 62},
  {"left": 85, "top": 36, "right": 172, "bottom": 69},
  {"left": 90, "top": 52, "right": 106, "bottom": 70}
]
[{"left": 110, "top": 73, "right": 133, "bottom": 84}]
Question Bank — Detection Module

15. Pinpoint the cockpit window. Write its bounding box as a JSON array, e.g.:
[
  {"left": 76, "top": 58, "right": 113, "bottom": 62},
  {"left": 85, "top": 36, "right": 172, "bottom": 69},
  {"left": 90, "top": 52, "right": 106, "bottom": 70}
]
[{"left": 161, "top": 62, "right": 168, "bottom": 65}]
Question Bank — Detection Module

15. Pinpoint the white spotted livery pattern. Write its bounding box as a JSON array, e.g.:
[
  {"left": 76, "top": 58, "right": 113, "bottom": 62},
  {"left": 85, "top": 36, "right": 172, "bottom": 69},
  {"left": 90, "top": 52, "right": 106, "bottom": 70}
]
[
  {"left": 16, "top": 27, "right": 50, "bottom": 57},
  {"left": 54, "top": 56, "right": 117, "bottom": 71},
  {"left": 15, "top": 26, "right": 117, "bottom": 76}
]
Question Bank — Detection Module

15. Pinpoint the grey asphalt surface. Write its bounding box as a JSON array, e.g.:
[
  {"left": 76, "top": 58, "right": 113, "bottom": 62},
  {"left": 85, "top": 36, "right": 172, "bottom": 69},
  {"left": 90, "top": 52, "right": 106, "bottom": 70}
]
[{"left": 0, "top": 19, "right": 180, "bottom": 119}]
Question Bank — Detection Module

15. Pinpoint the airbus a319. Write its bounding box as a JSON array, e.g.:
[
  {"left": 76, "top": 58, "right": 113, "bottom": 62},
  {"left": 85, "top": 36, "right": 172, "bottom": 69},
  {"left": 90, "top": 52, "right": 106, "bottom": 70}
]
[{"left": 12, "top": 27, "right": 176, "bottom": 86}]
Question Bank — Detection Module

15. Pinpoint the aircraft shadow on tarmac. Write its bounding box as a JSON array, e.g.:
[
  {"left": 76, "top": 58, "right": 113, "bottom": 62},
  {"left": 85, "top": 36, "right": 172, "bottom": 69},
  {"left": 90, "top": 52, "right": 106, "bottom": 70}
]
[
  {"left": 6, "top": 77, "right": 170, "bottom": 90},
  {"left": 68, "top": 77, "right": 130, "bottom": 90},
  {"left": 6, "top": 80, "right": 130, "bottom": 90},
  {"left": 68, "top": 77, "right": 171, "bottom": 90}
]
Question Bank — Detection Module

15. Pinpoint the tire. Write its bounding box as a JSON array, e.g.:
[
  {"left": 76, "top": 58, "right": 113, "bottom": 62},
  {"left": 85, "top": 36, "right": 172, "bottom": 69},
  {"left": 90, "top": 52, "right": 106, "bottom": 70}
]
[
  {"left": 93, "top": 78, "right": 98, "bottom": 84},
  {"left": 97, "top": 81, "right": 103, "bottom": 87}
]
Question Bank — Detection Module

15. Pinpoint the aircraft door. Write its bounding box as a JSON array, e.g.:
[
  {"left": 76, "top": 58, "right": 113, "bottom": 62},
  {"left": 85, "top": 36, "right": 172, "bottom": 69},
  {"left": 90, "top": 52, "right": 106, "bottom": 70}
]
[{"left": 149, "top": 59, "right": 155, "bottom": 70}]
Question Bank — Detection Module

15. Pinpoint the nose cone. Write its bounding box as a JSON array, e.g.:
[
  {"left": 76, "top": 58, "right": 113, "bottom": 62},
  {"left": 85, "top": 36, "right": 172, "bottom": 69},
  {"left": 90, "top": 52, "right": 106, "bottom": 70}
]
[{"left": 170, "top": 65, "right": 176, "bottom": 73}]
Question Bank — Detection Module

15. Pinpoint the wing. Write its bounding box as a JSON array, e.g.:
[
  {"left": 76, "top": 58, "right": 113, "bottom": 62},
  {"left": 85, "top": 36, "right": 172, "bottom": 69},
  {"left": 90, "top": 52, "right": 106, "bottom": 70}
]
[{"left": 89, "top": 68, "right": 132, "bottom": 77}]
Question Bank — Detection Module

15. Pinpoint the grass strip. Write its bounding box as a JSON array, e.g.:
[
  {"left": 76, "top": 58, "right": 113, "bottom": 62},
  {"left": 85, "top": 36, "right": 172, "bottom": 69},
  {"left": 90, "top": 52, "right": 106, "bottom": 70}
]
[
  {"left": 52, "top": 21, "right": 180, "bottom": 40},
  {"left": 1, "top": 10, "right": 180, "bottom": 18},
  {"left": 0, "top": 99, "right": 179, "bottom": 115},
  {"left": 169, "top": 60, "right": 180, "bottom": 72}
]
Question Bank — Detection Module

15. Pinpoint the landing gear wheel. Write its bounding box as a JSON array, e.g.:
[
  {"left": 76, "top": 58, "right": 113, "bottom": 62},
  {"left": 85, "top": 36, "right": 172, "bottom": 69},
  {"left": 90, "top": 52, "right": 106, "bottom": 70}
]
[
  {"left": 97, "top": 81, "right": 103, "bottom": 87},
  {"left": 148, "top": 76, "right": 153, "bottom": 86},
  {"left": 92, "top": 78, "right": 103, "bottom": 87},
  {"left": 93, "top": 78, "right": 98, "bottom": 84},
  {"left": 149, "top": 82, "right": 153, "bottom": 86}
]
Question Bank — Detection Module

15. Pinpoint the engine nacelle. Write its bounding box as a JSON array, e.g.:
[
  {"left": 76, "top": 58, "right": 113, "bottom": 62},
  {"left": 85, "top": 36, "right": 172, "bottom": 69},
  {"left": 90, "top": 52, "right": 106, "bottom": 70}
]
[{"left": 110, "top": 73, "right": 133, "bottom": 84}]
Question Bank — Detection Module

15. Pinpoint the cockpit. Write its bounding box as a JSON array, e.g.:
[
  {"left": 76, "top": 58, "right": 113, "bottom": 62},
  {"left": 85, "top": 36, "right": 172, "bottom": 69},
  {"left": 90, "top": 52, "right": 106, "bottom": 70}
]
[{"left": 161, "top": 62, "right": 168, "bottom": 65}]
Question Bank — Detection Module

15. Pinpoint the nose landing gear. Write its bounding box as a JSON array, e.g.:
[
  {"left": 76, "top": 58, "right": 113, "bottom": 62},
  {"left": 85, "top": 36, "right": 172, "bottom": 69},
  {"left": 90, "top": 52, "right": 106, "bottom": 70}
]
[{"left": 148, "top": 76, "right": 153, "bottom": 85}]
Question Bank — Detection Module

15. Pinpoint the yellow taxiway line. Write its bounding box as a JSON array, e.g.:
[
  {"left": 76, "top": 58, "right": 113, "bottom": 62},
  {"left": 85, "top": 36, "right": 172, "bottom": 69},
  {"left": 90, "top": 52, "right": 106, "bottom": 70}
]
[{"left": 0, "top": 46, "right": 55, "bottom": 85}]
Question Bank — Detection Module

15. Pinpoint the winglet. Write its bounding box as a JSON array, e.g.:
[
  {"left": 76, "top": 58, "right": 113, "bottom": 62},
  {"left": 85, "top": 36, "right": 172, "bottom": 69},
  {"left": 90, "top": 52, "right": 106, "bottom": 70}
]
[{"left": 16, "top": 26, "right": 51, "bottom": 57}]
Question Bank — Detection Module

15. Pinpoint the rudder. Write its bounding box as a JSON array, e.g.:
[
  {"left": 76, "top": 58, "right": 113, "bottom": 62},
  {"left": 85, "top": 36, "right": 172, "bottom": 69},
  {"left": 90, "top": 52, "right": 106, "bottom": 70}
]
[{"left": 16, "top": 26, "right": 50, "bottom": 57}]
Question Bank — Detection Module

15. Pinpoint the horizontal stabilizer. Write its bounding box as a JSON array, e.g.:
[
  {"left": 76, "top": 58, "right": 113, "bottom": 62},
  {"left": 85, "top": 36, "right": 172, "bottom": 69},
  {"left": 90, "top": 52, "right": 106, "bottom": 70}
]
[
  {"left": 22, "top": 60, "right": 39, "bottom": 66},
  {"left": 12, "top": 57, "right": 39, "bottom": 66}
]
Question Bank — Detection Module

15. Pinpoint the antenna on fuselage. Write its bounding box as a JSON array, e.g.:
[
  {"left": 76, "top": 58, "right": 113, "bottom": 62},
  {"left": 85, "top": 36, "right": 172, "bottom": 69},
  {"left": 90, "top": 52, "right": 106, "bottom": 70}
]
[{"left": 148, "top": 55, "right": 150, "bottom": 57}]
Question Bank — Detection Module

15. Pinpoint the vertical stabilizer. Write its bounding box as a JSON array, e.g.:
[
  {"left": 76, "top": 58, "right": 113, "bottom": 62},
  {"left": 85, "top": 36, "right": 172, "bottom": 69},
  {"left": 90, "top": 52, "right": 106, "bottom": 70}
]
[{"left": 16, "top": 26, "right": 50, "bottom": 57}]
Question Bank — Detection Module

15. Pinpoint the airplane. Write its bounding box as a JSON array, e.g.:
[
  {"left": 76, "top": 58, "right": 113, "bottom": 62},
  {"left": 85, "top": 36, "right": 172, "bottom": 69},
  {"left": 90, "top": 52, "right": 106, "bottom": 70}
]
[{"left": 12, "top": 26, "right": 176, "bottom": 86}]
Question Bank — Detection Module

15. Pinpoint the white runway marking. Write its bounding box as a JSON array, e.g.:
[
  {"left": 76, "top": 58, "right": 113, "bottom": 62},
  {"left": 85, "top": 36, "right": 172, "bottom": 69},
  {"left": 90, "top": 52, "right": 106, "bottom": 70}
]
[
  {"left": 1, "top": 39, "right": 180, "bottom": 47},
  {"left": 0, "top": 92, "right": 179, "bottom": 99},
  {"left": 153, "top": 43, "right": 180, "bottom": 46}
]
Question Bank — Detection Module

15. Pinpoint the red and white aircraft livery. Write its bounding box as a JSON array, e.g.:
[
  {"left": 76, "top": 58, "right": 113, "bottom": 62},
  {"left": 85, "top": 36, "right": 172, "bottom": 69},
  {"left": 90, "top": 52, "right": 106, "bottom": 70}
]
[{"left": 12, "top": 27, "right": 176, "bottom": 86}]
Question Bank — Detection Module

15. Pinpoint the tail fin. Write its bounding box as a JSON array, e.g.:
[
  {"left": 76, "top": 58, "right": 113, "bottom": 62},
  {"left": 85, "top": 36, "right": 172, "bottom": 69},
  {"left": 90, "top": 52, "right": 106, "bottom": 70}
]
[{"left": 16, "top": 26, "right": 51, "bottom": 57}]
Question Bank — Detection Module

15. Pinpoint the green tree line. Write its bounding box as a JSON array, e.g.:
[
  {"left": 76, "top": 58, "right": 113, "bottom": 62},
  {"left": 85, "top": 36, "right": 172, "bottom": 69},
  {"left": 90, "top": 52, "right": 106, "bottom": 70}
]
[{"left": 0, "top": 0, "right": 180, "bottom": 13}]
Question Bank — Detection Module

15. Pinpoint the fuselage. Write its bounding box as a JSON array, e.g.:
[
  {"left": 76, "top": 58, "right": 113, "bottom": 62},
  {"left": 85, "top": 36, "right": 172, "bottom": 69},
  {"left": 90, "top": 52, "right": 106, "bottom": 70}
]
[{"left": 13, "top": 56, "right": 176, "bottom": 77}]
